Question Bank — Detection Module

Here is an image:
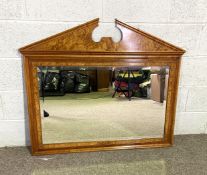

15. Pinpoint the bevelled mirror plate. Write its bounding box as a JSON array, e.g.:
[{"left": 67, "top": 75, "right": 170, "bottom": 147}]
[{"left": 37, "top": 66, "right": 169, "bottom": 144}]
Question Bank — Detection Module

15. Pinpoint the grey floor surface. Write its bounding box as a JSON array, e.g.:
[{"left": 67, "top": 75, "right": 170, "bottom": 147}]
[{"left": 0, "top": 134, "right": 207, "bottom": 175}]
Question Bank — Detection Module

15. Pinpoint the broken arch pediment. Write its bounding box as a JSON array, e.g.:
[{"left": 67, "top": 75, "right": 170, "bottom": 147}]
[{"left": 19, "top": 18, "right": 185, "bottom": 55}]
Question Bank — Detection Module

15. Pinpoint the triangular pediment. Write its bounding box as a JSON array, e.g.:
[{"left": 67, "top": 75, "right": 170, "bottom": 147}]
[{"left": 19, "top": 18, "right": 185, "bottom": 55}]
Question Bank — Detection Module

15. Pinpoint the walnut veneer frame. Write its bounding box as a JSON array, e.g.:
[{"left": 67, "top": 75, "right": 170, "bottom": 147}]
[{"left": 19, "top": 18, "right": 185, "bottom": 155}]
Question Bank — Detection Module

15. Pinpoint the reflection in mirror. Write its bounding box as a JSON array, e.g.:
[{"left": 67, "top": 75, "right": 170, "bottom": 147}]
[{"left": 37, "top": 66, "right": 169, "bottom": 144}]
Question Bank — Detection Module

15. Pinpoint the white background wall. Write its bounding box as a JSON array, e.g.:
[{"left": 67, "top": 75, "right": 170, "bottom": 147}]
[{"left": 0, "top": 0, "right": 207, "bottom": 147}]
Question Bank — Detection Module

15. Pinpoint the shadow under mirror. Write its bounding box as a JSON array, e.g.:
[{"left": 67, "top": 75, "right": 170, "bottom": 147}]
[{"left": 37, "top": 66, "right": 169, "bottom": 144}]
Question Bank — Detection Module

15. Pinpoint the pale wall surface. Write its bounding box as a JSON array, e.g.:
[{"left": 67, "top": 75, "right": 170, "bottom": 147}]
[{"left": 0, "top": 0, "right": 207, "bottom": 147}]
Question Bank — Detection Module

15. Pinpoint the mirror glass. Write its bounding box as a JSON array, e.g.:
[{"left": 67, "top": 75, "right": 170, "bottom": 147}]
[{"left": 37, "top": 66, "right": 169, "bottom": 144}]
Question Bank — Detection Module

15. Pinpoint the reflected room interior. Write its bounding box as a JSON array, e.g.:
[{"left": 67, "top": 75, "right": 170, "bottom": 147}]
[{"left": 37, "top": 66, "right": 169, "bottom": 144}]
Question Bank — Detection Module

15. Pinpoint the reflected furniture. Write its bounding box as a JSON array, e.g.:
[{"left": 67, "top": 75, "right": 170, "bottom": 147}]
[{"left": 112, "top": 68, "right": 149, "bottom": 100}]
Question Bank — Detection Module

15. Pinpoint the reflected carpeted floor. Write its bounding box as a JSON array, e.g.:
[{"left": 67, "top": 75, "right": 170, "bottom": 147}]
[
  {"left": 0, "top": 135, "right": 207, "bottom": 175},
  {"left": 40, "top": 92, "right": 166, "bottom": 144}
]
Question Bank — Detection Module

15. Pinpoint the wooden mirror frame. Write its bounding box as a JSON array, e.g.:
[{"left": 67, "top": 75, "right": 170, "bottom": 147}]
[{"left": 19, "top": 18, "right": 185, "bottom": 155}]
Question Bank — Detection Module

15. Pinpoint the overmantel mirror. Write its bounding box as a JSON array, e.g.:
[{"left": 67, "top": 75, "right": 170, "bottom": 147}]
[{"left": 19, "top": 18, "right": 185, "bottom": 155}]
